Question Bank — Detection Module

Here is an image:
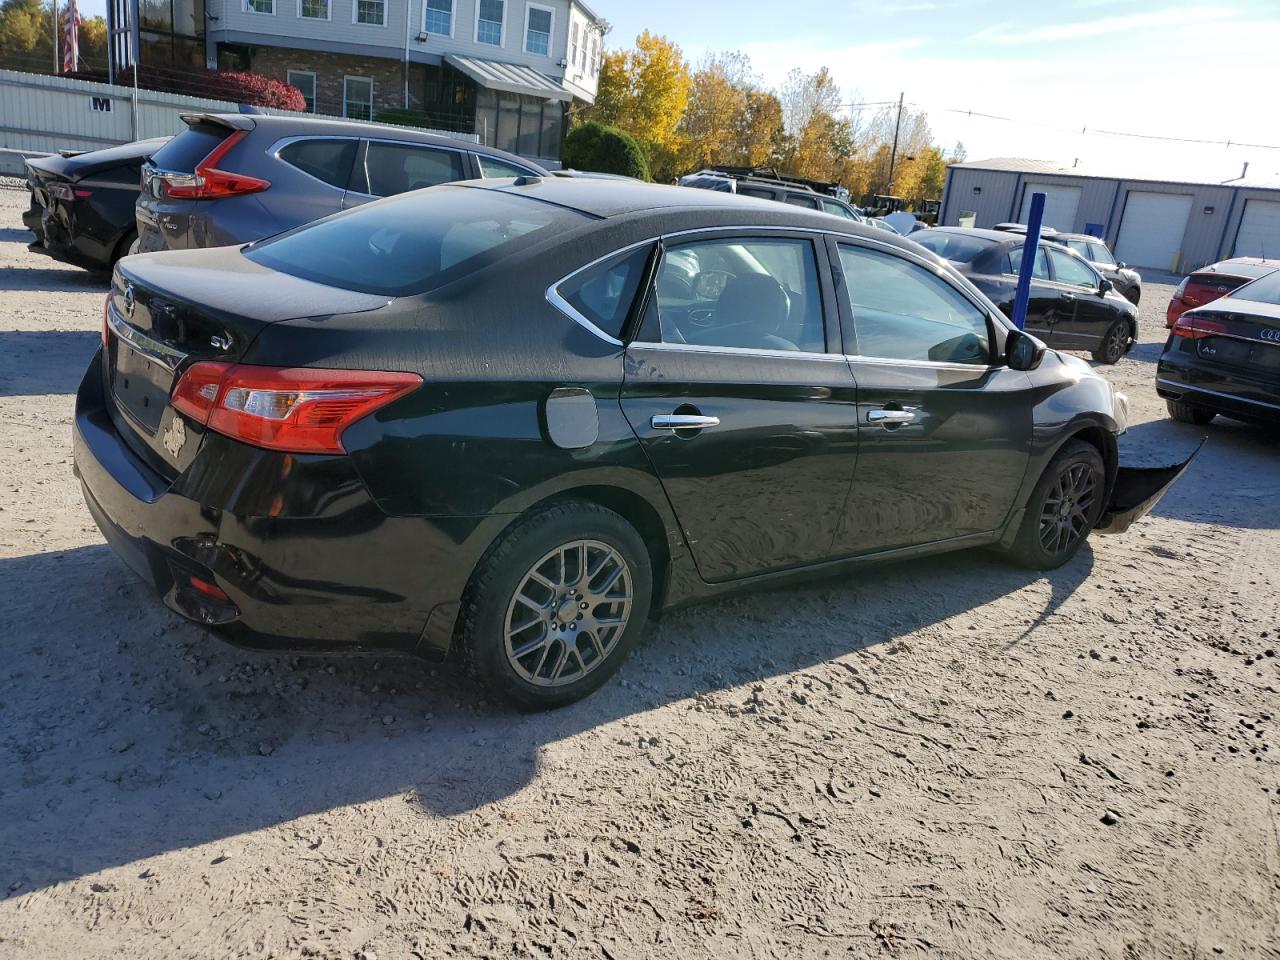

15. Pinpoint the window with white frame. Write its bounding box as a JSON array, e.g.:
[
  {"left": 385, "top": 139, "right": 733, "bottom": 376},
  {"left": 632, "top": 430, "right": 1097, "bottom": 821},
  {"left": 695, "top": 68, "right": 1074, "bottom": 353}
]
[
  {"left": 525, "top": 4, "right": 552, "bottom": 55},
  {"left": 243, "top": 0, "right": 273, "bottom": 13},
  {"left": 570, "top": 22, "right": 579, "bottom": 67},
  {"left": 589, "top": 35, "right": 598, "bottom": 75},
  {"left": 287, "top": 69, "right": 316, "bottom": 111},
  {"left": 354, "top": 0, "right": 385, "bottom": 24},
  {"left": 476, "top": 0, "right": 503, "bottom": 45},
  {"left": 424, "top": 0, "right": 452, "bottom": 35},
  {"left": 299, "top": 0, "right": 328, "bottom": 19},
  {"left": 344, "top": 76, "right": 373, "bottom": 120}
]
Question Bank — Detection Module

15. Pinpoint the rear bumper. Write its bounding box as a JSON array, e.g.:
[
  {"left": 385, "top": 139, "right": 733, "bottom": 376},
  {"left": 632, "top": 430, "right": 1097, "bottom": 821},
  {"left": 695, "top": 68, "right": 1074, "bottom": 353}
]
[
  {"left": 73, "top": 353, "right": 503, "bottom": 657},
  {"left": 1156, "top": 348, "right": 1280, "bottom": 424}
]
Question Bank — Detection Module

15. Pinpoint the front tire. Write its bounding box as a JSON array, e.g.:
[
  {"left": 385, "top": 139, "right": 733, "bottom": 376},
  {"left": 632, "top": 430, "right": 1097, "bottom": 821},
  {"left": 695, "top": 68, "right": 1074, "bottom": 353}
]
[
  {"left": 1091, "top": 321, "right": 1128, "bottom": 364},
  {"left": 1167, "top": 398, "right": 1215, "bottom": 425},
  {"left": 1007, "top": 440, "right": 1106, "bottom": 570},
  {"left": 457, "top": 500, "right": 652, "bottom": 709}
]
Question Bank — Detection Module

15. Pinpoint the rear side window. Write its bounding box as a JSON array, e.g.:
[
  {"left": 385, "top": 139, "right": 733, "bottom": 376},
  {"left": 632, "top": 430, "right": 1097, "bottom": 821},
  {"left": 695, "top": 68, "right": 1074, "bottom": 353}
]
[
  {"left": 356, "top": 142, "right": 465, "bottom": 197},
  {"left": 279, "top": 138, "right": 357, "bottom": 189},
  {"left": 556, "top": 245, "right": 653, "bottom": 340},
  {"left": 737, "top": 187, "right": 776, "bottom": 200},
  {"left": 477, "top": 155, "right": 537, "bottom": 179},
  {"left": 1007, "top": 246, "right": 1050, "bottom": 279},
  {"left": 783, "top": 194, "right": 820, "bottom": 209},
  {"left": 150, "top": 124, "right": 230, "bottom": 172},
  {"left": 245, "top": 186, "right": 585, "bottom": 297},
  {"left": 822, "top": 199, "right": 855, "bottom": 219}
]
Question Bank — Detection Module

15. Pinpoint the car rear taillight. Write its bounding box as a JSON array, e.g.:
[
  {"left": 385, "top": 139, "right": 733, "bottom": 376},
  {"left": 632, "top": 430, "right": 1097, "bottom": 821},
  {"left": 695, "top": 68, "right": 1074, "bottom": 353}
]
[
  {"left": 158, "top": 130, "right": 270, "bottom": 200},
  {"left": 170, "top": 362, "right": 421, "bottom": 455},
  {"left": 101, "top": 294, "right": 110, "bottom": 347},
  {"left": 1171, "top": 277, "right": 1188, "bottom": 301},
  {"left": 1171, "top": 315, "right": 1228, "bottom": 341}
]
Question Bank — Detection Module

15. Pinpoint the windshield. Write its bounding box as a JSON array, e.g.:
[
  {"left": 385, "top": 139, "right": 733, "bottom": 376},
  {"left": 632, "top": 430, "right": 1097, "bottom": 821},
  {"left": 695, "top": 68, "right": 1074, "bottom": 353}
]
[
  {"left": 911, "top": 231, "right": 993, "bottom": 263},
  {"left": 245, "top": 186, "right": 586, "bottom": 297},
  {"left": 1231, "top": 269, "right": 1280, "bottom": 305}
]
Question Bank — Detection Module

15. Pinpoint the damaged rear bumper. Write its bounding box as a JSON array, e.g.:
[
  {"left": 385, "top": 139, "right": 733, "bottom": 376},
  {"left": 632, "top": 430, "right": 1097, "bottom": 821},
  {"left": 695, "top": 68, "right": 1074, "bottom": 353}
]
[{"left": 1095, "top": 439, "right": 1205, "bottom": 535}]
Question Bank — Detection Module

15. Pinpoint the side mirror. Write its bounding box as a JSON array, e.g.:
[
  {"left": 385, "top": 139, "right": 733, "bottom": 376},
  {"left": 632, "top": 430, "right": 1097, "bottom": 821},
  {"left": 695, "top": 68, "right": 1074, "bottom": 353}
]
[
  {"left": 1117, "top": 261, "right": 1127, "bottom": 270},
  {"left": 1098, "top": 277, "right": 1113, "bottom": 295},
  {"left": 1006, "top": 328, "right": 1046, "bottom": 371}
]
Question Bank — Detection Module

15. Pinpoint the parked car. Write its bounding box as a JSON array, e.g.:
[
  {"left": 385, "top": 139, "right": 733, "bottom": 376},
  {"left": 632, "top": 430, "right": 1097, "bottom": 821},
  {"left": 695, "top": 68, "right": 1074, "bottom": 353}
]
[
  {"left": 994, "top": 223, "right": 1142, "bottom": 305},
  {"left": 23, "top": 137, "right": 170, "bottom": 271},
  {"left": 912, "top": 227, "right": 1138, "bottom": 363},
  {"left": 1165, "top": 257, "right": 1280, "bottom": 328},
  {"left": 76, "top": 180, "right": 1187, "bottom": 708},
  {"left": 135, "top": 113, "right": 547, "bottom": 253},
  {"left": 679, "top": 169, "right": 864, "bottom": 221},
  {"left": 1157, "top": 268, "right": 1280, "bottom": 426}
]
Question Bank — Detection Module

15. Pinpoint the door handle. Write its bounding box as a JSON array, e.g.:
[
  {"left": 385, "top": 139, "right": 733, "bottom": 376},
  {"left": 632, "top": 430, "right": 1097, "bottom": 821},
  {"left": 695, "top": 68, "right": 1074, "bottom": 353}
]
[
  {"left": 651, "top": 414, "right": 721, "bottom": 431},
  {"left": 867, "top": 408, "right": 916, "bottom": 426}
]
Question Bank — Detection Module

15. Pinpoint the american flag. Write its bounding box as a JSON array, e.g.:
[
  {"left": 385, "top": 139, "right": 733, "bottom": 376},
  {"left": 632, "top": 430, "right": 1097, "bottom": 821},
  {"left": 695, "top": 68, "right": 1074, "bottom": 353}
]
[{"left": 61, "top": 0, "right": 80, "bottom": 74}]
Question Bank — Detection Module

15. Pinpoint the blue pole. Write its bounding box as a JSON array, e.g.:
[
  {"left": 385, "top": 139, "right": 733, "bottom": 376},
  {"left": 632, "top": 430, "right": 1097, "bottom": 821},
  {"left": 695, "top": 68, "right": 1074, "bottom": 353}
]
[{"left": 1011, "top": 191, "right": 1045, "bottom": 331}]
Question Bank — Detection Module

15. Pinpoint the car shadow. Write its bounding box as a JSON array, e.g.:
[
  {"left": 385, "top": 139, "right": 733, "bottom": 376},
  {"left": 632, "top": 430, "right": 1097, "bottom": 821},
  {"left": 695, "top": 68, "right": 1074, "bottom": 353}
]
[
  {"left": 0, "top": 330, "right": 99, "bottom": 396},
  {"left": 0, "top": 227, "right": 35, "bottom": 244},
  {"left": 0, "top": 539, "right": 1093, "bottom": 896},
  {"left": 0, "top": 263, "right": 107, "bottom": 293}
]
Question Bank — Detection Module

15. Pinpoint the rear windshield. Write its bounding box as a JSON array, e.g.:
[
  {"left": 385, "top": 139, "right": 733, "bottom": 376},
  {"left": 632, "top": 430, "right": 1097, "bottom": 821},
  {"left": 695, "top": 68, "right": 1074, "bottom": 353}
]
[
  {"left": 911, "top": 231, "right": 993, "bottom": 263},
  {"left": 1218, "top": 262, "right": 1278, "bottom": 280},
  {"left": 150, "top": 123, "right": 230, "bottom": 172},
  {"left": 1231, "top": 270, "right": 1280, "bottom": 304},
  {"left": 245, "top": 185, "right": 587, "bottom": 297}
]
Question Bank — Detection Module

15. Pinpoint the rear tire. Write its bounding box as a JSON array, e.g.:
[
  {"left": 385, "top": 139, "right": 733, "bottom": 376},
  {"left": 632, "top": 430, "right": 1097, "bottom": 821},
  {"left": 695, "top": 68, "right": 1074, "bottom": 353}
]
[
  {"left": 1167, "top": 398, "right": 1215, "bottom": 425},
  {"left": 1123, "top": 286, "right": 1140, "bottom": 306},
  {"left": 110, "top": 229, "right": 138, "bottom": 268},
  {"left": 1091, "top": 321, "right": 1128, "bottom": 364},
  {"left": 1007, "top": 440, "right": 1106, "bottom": 570},
  {"left": 456, "top": 500, "right": 652, "bottom": 710}
]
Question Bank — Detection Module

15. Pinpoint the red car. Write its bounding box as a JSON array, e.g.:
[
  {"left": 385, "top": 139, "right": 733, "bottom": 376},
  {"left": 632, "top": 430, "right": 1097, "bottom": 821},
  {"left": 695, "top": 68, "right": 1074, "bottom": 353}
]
[{"left": 1167, "top": 257, "right": 1280, "bottom": 327}]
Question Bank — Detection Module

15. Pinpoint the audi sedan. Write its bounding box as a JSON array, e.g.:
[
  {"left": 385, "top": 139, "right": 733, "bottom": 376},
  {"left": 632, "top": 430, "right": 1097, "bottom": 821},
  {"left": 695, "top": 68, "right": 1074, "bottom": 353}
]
[{"left": 75, "top": 179, "right": 1191, "bottom": 708}]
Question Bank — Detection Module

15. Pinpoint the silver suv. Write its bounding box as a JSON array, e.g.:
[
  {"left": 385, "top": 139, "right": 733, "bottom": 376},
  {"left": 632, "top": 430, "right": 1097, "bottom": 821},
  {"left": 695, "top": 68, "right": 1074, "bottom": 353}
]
[{"left": 136, "top": 113, "right": 546, "bottom": 253}]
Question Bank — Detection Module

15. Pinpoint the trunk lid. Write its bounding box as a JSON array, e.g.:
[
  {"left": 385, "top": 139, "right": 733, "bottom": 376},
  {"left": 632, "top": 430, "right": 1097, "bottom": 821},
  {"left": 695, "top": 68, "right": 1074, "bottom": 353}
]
[
  {"left": 1187, "top": 300, "right": 1280, "bottom": 375},
  {"left": 105, "top": 247, "right": 391, "bottom": 479},
  {"left": 1180, "top": 272, "right": 1252, "bottom": 311}
]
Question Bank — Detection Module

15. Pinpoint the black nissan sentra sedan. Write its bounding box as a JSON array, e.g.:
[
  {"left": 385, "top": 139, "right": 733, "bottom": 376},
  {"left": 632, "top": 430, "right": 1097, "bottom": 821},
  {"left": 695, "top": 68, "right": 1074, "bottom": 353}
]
[
  {"left": 912, "top": 227, "right": 1139, "bottom": 364},
  {"left": 74, "top": 179, "right": 1192, "bottom": 708},
  {"left": 1157, "top": 267, "right": 1280, "bottom": 427}
]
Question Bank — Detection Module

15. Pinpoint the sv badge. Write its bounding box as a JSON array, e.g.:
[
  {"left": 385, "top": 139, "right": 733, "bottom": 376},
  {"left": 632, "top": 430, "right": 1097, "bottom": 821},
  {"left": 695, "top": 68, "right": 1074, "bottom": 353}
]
[{"left": 162, "top": 415, "right": 187, "bottom": 459}]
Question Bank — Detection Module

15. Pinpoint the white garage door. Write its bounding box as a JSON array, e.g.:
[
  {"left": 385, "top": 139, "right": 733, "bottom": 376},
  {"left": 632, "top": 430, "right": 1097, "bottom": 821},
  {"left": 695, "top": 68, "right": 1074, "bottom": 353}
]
[
  {"left": 1019, "top": 183, "right": 1081, "bottom": 231},
  {"left": 1115, "top": 191, "right": 1193, "bottom": 270},
  {"left": 1233, "top": 199, "right": 1280, "bottom": 258}
]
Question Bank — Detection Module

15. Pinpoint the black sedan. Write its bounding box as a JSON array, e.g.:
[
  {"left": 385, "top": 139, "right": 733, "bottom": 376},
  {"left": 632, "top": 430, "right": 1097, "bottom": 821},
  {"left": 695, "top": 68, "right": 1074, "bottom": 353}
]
[
  {"left": 912, "top": 227, "right": 1139, "bottom": 363},
  {"left": 1157, "top": 268, "right": 1280, "bottom": 426},
  {"left": 24, "top": 137, "right": 169, "bottom": 271},
  {"left": 74, "top": 180, "right": 1187, "bottom": 708}
]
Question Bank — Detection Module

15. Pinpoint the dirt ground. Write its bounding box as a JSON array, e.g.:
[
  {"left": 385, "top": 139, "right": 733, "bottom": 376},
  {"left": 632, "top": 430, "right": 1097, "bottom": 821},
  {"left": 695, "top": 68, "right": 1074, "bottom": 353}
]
[{"left": 0, "top": 184, "right": 1277, "bottom": 960}]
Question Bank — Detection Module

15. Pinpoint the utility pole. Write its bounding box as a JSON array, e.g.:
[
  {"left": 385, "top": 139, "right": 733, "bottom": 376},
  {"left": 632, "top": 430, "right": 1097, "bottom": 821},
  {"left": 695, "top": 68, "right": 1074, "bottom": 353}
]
[
  {"left": 52, "top": 0, "right": 59, "bottom": 73},
  {"left": 886, "top": 91, "right": 904, "bottom": 195}
]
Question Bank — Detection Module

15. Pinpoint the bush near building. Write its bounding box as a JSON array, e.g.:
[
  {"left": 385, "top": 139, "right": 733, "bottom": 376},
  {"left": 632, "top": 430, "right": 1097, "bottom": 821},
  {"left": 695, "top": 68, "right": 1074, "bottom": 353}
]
[
  {"left": 563, "top": 121, "right": 650, "bottom": 180},
  {"left": 66, "top": 66, "right": 306, "bottom": 112}
]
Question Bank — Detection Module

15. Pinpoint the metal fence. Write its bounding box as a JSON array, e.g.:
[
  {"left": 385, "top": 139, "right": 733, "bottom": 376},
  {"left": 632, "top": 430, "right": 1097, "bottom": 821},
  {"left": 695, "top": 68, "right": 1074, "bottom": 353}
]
[{"left": 0, "top": 69, "right": 479, "bottom": 174}]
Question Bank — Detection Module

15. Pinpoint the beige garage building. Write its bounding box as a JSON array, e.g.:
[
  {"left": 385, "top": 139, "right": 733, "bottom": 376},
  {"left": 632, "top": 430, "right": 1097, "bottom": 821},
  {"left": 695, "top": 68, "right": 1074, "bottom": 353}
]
[{"left": 938, "top": 158, "right": 1280, "bottom": 274}]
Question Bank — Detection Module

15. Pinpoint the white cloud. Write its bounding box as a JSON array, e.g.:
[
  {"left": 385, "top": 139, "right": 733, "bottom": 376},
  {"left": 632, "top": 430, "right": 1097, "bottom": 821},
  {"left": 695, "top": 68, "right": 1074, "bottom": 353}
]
[{"left": 973, "top": 6, "right": 1231, "bottom": 44}]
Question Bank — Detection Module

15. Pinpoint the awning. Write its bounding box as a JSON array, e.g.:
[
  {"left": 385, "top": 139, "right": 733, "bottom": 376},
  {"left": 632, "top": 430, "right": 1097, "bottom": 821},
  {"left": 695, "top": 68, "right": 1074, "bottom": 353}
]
[{"left": 445, "top": 54, "right": 572, "bottom": 102}]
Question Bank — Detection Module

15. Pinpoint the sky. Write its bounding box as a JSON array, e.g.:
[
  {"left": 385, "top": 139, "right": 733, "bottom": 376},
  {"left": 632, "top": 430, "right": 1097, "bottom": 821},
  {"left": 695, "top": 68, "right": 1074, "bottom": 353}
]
[{"left": 73, "top": 0, "right": 1280, "bottom": 182}]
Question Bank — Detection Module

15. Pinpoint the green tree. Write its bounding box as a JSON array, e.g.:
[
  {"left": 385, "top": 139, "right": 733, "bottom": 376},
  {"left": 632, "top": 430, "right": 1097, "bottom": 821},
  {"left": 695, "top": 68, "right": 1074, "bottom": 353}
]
[{"left": 562, "top": 120, "right": 650, "bottom": 180}]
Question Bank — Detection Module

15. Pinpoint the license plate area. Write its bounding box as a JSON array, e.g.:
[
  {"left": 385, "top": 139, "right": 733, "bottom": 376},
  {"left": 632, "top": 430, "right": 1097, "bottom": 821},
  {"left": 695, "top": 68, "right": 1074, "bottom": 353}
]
[
  {"left": 110, "top": 339, "right": 173, "bottom": 435},
  {"left": 1199, "top": 336, "right": 1280, "bottom": 371}
]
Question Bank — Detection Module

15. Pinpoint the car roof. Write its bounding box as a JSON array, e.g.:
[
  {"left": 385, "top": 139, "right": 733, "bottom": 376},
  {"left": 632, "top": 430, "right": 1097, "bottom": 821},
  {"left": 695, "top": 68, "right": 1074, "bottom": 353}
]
[
  {"left": 187, "top": 113, "right": 546, "bottom": 171},
  {"left": 1198, "top": 256, "right": 1280, "bottom": 274},
  {"left": 466, "top": 178, "right": 916, "bottom": 245}
]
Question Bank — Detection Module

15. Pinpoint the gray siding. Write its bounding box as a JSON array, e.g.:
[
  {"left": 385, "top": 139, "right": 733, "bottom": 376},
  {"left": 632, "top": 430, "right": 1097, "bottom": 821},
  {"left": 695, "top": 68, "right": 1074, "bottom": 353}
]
[{"left": 940, "top": 164, "right": 1280, "bottom": 273}]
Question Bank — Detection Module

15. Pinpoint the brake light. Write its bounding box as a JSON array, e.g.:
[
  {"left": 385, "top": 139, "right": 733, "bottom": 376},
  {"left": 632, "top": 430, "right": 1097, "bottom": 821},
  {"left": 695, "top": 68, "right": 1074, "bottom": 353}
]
[
  {"left": 73, "top": 188, "right": 93, "bottom": 198},
  {"left": 1171, "top": 277, "right": 1188, "bottom": 302},
  {"left": 170, "top": 362, "right": 421, "bottom": 455},
  {"left": 1171, "top": 315, "right": 1228, "bottom": 341},
  {"left": 160, "top": 130, "right": 270, "bottom": 200}
]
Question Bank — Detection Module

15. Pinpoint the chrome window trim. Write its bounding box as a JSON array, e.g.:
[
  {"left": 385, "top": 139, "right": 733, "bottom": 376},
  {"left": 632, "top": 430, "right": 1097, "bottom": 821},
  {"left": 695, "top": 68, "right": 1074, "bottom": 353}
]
[
  {"left": 106, "top": 301, "right": 187, "bottom": 372},
  {"left": 630, "top": 341, "right": 846, "bottom": 363},
  {"left": 1157, "top": 378, "right": 1280, "bottom": 412},
  {"left": 545, "top": 238, "right": 655, "bottom": 348}
]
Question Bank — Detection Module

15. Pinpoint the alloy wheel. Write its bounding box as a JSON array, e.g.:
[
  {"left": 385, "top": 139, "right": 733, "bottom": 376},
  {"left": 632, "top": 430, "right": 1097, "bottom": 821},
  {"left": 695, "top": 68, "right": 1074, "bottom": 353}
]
[
  {"left": 1104, "top": 325, "right": 1127, "bottom": 362},
  {"left": 504, "top": 539, "right": 633, "bottom": 687},
  {"left": 1038, "top": 462, "right": 1097, "bottom": 555}
]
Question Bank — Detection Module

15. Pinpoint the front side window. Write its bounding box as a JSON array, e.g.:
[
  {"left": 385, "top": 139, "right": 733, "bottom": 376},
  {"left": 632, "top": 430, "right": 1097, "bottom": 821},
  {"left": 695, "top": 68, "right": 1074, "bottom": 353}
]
[
  {"left": 477, "top": 0, "right": 504, "bottom": 45},
  {"left": 356, "top": 142, "right": 466, "bottom": 197},
  {"left": 299, "top": 0, "right": 328, "bottom": 19},
  {"left": 557, "top": 245, "right": 653, "bottom": 340},
  {"left": 525, "top": 5, "right": 552, "bottom": 55},
  {"left": 476, "top": 154, "right": 537, "bottom": 179},
  {"left": 243, "top": 0, "right": 273, "bottom": 13},
  {"left": 343, "top": 76, "right": 373, "bottom": 120},
  {"left": 652, "top": 237, "right": 826, "bottom": 353},
  {"left": 1089, "top": 242, "right": 1116, "bottom": 266},
  {"left": 1007, "top": 245, "right": 1049, "bottom": 279},
  {"left": 424, "top": 0, "right": 452, "bottom": 34},
  {"left": 838, "top": 244, "right": 990, "bottom": 365},
  {"left": 355, "top": 0, "right": 385, "bottom": 24},
  {"left": 286, "top": 69, "right": 315, "bottom": 111},
  {"left": 1048, "top": 248, "right": 1099, "bottom": 288}
]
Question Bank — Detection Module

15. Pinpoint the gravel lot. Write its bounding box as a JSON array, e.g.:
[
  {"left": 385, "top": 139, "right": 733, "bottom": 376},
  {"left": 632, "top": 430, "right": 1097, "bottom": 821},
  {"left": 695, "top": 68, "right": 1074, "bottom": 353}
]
[{"left": 1, "top": 185, "right": 1278, "bottom": 960}]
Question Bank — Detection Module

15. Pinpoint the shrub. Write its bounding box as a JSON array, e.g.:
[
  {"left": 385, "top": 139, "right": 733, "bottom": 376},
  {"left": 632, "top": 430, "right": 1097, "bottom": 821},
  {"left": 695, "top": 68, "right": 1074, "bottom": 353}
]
[
  {"left": 562, "top": 121, "right": 649, "bottom": 180},
  {"left": 374, "top": 107, "right": 423, "bottom": 128},
  {"left": 95, "top": 66, "right": 307, "bottom": 111}
]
